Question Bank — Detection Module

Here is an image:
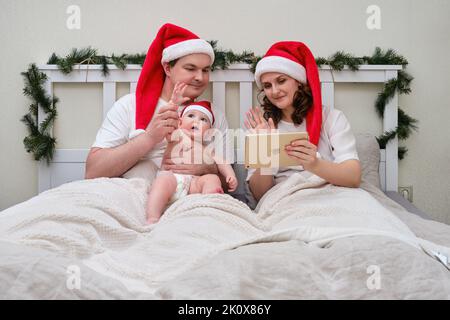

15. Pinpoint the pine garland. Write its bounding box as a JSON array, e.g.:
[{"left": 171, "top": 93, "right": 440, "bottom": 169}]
[
  {"left": 47, "top": 47, "right": 147, "bottom": 76},
  {"left": 22, "top": 45, "right": 417, "bottom": 162},
  {"left": 208, "top": 41, "right": 259, "bottom": 71},
  {"left": 315, "top": 47, "right": 417, "bottom": 159},
  {"left": 21, "top": 64, "right": 58, "bottom": 162}
]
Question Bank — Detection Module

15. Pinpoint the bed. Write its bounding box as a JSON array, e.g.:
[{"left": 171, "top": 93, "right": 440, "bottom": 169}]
[{"left": 1, "top": 64, "right": 449, "bottom": 299}]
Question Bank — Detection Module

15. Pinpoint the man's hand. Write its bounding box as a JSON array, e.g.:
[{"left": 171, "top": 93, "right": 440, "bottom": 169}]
[
  {"left": 161, "top": 158, "right": 217, "bottom": 176},
  {"left": 162, "top": 134, "right": 217, "bottom": 175},
  {"left": 145, "top": 103, "right": 179, "bottom": 143},
  {"left": 226, "top": 175, "right": 238, "bottom": 192}
]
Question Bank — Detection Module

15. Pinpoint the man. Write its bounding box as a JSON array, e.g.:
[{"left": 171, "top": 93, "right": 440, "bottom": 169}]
[{"left": 85, "top": 23, "right": 232, "bottom": 181}]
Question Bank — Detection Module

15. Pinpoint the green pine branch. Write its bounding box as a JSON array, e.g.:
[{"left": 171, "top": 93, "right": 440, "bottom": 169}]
[
  {"left": 209, "top": 40, "right": 260, "bottom": 71},
  {"left": 398, "top": 146, "right": 408, "bottom": 160},
  {"left": 397, "top": 108, "right": 418, "bottom": 139},
  {"left": 21, "top": 64, "right": 52, "bottom": 110},
  {"left": 111, "top": 54, "right": 127, "bottom": 70},
  {"left": 363, "top": 47, "right": 408, "bottom": 66},
  {"left": 21, "top": 63, "right": 58, "bottom": 162},
  {"left": 122, "top": 53, "right": 146, "bottom": 66},
  {"left": 48, "top": 48, "right": 146, "bottom": 76},
  {"left": 377, "top": 129, "right": 397, "bottom": 149}
]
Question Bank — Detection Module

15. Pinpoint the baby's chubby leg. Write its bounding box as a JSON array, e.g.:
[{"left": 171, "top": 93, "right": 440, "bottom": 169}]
[
  {"left": 146, "top": 171, "right": 177, "bottom": 224},
  {"left": 191, "top": 174, "right": 224, "bottom": 195}
]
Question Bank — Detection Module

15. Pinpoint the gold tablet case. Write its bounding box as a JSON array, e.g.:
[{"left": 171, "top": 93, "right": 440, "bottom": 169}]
[{"left": 245, "top": 131, "right": 309, "bottom": 168}]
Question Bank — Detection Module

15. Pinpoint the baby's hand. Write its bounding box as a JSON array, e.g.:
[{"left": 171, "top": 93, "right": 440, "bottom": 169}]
[
  {"left": 226, "top": 175, "right": 238, "bottom": 192},
  {"left": 170, "top": 82, "right": 191, "bottom": 105}
]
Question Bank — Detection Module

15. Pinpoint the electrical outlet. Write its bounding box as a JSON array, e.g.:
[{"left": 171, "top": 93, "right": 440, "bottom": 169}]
[{"left": 398, "top": 186, "right": 413, "bottom": 202}]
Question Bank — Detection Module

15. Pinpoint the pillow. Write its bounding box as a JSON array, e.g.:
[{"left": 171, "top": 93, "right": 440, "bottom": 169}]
[
  {"left": 354, "top": 133, "right": 381, "bottom": 189},
  {"left": 122, "top": 159, "right": 158, "bottom": 186}
]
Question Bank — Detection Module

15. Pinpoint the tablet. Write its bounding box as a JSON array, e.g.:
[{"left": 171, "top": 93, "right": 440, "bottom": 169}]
[{"left": 245, "top": 131, "right": 309, "bottom": 168}]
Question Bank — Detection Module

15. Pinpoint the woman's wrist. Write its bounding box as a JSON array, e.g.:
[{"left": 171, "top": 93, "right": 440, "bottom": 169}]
[{"left": 304, "top": 158, "right": 322, "bottom": 174}]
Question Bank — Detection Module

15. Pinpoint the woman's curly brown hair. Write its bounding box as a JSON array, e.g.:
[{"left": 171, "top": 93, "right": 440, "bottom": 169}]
[{"left": 258, "top": 83, "right": 313, "bottom": 127}]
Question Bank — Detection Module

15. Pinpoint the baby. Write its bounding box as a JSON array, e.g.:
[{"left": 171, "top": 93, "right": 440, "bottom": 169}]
[{"left": 146, "top": 84, "right": 238, "bottom": 224}]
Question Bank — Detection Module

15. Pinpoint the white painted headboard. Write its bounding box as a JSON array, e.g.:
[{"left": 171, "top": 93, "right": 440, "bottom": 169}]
[{"left": 37, "top": 64, "right": 400, "bottom": 196}]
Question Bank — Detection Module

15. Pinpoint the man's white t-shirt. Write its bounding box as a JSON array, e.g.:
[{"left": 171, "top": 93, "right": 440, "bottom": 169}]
[
  {"left": 246, "top": 107, "right": 359, "bottom": 184},
  {"left": 92, "top": 93, "right": 233, "bottom": 168}
]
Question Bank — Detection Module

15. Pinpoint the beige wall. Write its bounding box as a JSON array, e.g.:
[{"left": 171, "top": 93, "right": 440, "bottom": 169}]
[{"left": 1, "top": 0, "right": 449, "bottom": 223}]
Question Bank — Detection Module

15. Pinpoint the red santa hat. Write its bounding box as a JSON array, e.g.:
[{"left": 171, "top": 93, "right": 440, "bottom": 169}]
[
  {"left": 180, "top": 100, "right": 215, "bottom": 125},
  {"left": 135, "top": 23, "right": 215, "bottom": 131},
  {"left": 254, "top": 41, "right": 322, "bottom": 146}
]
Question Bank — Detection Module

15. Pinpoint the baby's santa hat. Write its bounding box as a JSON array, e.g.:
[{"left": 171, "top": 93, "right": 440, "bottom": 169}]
[
  {"left": 254, "top": 41, "right": 322, "bottom": 146},
  {"left": 180, "top": 100, "right": 215, "bottom": 125},
  {"left": 135, "top": 23, "right": 215, "bottom": 131}
]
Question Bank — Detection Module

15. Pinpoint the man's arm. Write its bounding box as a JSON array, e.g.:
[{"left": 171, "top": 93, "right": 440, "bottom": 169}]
[
  {"left": 85, "top": 133, "right": 157, "bottom": 179},
  {"left": 216, "top": 163, "right": 235, "bottom": 179},
  {"left": 86, "top": 99, "right": 179, "bottom": 179}
]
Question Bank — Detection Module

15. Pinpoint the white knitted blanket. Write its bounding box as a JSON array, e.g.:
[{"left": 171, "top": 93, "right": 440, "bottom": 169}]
[{"left": 0, "top": 174, "right": 449, "bottom": 297}]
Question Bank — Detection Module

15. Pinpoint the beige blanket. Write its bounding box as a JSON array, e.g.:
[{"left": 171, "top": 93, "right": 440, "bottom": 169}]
[{"left": 0, "top": 174, "right": 449, "bottom": 299}]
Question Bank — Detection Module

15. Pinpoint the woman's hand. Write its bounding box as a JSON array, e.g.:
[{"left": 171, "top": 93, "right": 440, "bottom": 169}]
[
  {"left": 244, "top": 106, "right": 276, "bottom": 132},
  {"left": 285, "top": 139, "right": 319, "bottom": 171}
]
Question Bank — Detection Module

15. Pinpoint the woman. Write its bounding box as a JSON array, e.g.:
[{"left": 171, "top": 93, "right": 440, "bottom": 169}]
[{"left": 245, "top": 41, "right": 361, "bottom": 203}]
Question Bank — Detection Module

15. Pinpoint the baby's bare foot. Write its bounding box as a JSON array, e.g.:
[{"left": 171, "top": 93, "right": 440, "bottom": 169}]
[{"left": 147, "top": 216, "right": 160, "bottom": 225}]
